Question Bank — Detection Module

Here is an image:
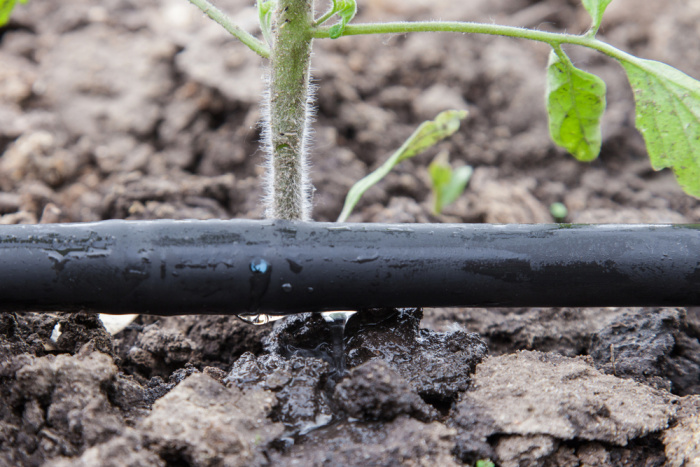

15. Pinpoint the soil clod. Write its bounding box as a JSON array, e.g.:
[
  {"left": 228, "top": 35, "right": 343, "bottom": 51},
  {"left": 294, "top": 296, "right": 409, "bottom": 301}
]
[{"left": 2, "top": 0, "right": 700, "bottom": 464}]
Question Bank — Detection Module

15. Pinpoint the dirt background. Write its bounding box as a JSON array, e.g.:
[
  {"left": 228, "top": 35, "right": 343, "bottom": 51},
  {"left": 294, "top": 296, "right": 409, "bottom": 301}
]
[{"left": 2, "top": 0, "right": 700, "bottom": 465}]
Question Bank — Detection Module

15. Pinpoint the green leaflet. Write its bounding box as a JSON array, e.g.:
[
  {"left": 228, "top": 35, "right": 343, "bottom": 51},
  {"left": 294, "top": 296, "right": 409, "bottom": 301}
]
[
  {"left": 337, "top": 109, "right": 468, "bottom": 222},
  {"left": 546, "top": 49, "right": 606, "bottom": 162},
  {"left": 328, "top": 0, "right": 357, "bottom": 39},
  {"left": 428, "top": 152, "right": 473, "bottom": 214},
  {"left": 0, "top": 0, "right": 26, "bottom": 27},
  {"left": 620, "top": 58, "right": 700, "bottom": 198},
  {"left": 582, "top": 0, "right": 612, "bottom": 35}
]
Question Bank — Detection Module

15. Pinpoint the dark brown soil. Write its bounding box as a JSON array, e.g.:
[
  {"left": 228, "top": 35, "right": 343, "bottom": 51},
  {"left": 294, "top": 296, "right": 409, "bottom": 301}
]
[{"left": 1, "top": 0, "right": 700, "bottom": 466}]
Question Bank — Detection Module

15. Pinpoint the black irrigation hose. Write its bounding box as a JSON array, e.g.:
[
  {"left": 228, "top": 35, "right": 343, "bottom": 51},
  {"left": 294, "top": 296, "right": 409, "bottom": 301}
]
[{"left": 0, "top": 220, "right": 698, "bottom": 315}]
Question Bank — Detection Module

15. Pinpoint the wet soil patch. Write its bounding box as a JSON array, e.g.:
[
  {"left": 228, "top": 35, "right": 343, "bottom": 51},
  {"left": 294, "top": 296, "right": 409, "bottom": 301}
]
[{"left": 2, "top": 0, "right": 700, "bottom": 464}]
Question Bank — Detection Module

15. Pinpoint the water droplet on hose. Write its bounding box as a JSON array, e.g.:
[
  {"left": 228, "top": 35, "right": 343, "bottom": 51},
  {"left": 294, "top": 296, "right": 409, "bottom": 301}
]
[
  {"left": 286, "top": 258, "right": 303, "bottom": 273},
  {"left": 282, "top": 283, "right": 293, "bottom": 292},
  {"left": 307, "top": 287, "right": 314, "bottom": 293},
  {"left": 352, "top": 253, "right": 379, "bottom": 264},
  {"left": 248, "top": 258, "right": 272, "bottom": 314},
  {"left": 250, "top": 258, "right": 270, "bottom": 274}
]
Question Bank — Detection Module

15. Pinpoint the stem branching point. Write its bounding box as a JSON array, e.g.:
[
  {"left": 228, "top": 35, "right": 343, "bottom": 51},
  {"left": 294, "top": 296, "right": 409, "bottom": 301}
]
[{"left": 189, "top": 1, "right": 700, "bottom": 214}]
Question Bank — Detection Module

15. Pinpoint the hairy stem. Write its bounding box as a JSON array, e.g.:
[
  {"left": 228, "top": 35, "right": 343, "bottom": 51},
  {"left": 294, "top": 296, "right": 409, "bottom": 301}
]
[
  {"left": 264, "top": 0, "right": 315, "bottom": 220},
  {"left": 187, "top": 0, "right": 270, "bottom": 57}
]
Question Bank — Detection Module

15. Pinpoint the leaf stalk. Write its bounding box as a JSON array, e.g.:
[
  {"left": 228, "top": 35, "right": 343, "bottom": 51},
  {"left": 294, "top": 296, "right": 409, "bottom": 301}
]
[
  {"left": 312, "top": 20, "right": 636, "bottom": 64},
  {"left": 188, "top": 0, "right": 270, "bottom": 58}
]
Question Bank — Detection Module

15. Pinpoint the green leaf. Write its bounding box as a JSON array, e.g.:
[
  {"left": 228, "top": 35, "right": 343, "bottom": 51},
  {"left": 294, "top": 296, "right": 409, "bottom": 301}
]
[
  {"left": 328, "top": 0, "right": 357, "bottom": 39},
  {"left": 257, "top": 0, "right": 275, "bottom": 46},
  {"left": 0, "top": 0, "right": 26, "bottom": 27},
  {"left": 337, "top": 109, "right": 468, "bottom": 222},
  {"left": 546, "top": 49, "right": 606, "bottom": 162},
  {"left": 582, "top": 0, "right": 612, "bottom": 35},
  {"left": 619, "top": 57, "right": 700, "bottom": 198},
  {"left": 429, "top": 151, "right": 472, "bottom": 214}
]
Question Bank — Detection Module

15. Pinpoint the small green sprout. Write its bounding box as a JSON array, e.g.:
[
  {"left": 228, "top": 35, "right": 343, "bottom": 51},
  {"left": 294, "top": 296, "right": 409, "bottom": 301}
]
[
  {"left": 0, "top": 0, "right": 27, "bottom": 26},
  {"left": 428, "top": 151, "right": 473, "bottom": 215},
  {"left": 550, "top": 202, "right": 569, "bottom": 222},
  {"left": 337, "top": 110, "right": 467, "bottom": 222}
]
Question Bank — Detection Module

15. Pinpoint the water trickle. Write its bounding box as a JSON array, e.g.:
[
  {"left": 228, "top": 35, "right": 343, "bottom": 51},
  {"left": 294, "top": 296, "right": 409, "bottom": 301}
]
[
  {"left": 236, "top": 259, "right": 284, "bottom": 326},
  {"left": 320, "top": 310, "right": 356, "bottom": 376},
  {"left": 248, "top": 258, "right": 272, "bottom": 313}
]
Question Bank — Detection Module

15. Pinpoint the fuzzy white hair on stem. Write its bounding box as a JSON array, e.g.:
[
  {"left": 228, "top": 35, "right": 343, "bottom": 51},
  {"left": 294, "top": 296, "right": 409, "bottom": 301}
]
[
  {"left": 260, "top": 70, "right": 317, "bottom": 221},
  {"left": 260, "top": 0, "right": 316, "bottom": 221}
]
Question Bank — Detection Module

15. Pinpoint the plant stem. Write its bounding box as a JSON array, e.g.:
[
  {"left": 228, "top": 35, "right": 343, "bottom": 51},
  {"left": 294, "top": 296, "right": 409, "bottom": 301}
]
[
  {"left": 264, "top": 0, "right": 315, "bottom": 221},
  {"left": 312, "top": 21, "right": 638, "bottom": 64},
  {"left": 187, "top": 0, "right": 270, "bottom": 58}
]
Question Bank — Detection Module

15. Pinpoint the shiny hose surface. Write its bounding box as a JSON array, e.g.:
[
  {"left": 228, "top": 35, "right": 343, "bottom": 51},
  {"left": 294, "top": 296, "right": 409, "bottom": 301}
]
[{"left": 0, "top": 220, "right": 698, "bottom": 314}]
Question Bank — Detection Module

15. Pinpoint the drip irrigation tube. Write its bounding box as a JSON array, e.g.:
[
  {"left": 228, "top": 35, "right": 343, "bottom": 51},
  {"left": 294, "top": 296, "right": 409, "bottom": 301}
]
[{"left": 0, "top": 220, "right": 698, "bottom": 315}]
